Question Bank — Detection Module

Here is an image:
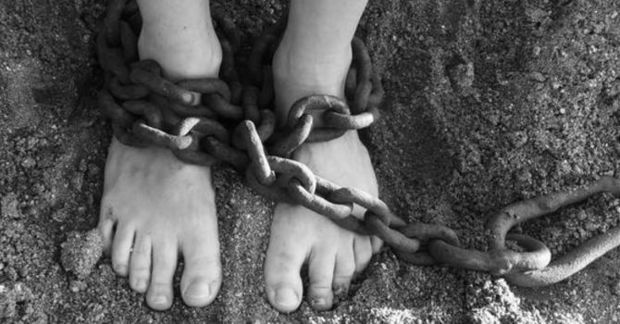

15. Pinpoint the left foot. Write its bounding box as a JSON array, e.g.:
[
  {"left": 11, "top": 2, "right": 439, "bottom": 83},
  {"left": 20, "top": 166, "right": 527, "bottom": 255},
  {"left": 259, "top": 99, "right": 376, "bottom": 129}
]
[{"left": 264, "top": 35, "right": 382, "bottom": 312}]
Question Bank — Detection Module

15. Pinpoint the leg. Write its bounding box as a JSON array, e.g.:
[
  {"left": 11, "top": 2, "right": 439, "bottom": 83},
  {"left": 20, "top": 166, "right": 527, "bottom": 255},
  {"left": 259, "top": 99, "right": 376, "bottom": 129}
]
[
  {"left": 265, "top": 0, "right": 382, "bottom": 312},
  {"left": 98, "top": 0, "right": 222, "bottom": 310}
]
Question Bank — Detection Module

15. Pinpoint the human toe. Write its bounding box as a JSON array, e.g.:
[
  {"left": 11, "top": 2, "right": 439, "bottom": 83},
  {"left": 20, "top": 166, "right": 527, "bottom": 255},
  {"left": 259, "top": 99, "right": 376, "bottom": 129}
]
[
  {"left": 180, "top": 234, "right": 221, "bottom": 307},
  {"left": 111, "top": 222, "right": 136, "bottom": 276},
  {"left": 145, "top": 240, "right": 177, "bottom": 311},
  {"left": 332, "top": 247, "right": 356, "bottom": 298},
  {"left": 353, "top": 236, "right": 373, "bottom": 275},
  {"left": 264, "top": 245, "right": 305, "bottom": 312},
  {"left": 307, "top": 248, "right": 337, "bottom": 311},
  {"left": 129, "top": 233, "right": 152, "bottom": 293},
  {"left": 98, "top": 217, "right": 115, "bottom": 254}
]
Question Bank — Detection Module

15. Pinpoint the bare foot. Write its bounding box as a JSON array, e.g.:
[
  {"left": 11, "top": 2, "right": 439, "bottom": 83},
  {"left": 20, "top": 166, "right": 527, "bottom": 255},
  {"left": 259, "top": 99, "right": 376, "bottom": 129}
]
[
  {"left": 264, "top": 38, "right": 382, "bottom": 312},
  {"left": 98, "top": 3, "right": 222, "bottom": 310}
]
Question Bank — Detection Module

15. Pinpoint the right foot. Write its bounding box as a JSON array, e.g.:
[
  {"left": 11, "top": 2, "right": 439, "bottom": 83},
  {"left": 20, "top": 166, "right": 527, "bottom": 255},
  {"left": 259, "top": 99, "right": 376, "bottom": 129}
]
[
  {"left": 264, "top": 33, "right": 382, "bottom": 313},
  {"left": 98, "top": 2, "right": 223, "bottom": 310}
]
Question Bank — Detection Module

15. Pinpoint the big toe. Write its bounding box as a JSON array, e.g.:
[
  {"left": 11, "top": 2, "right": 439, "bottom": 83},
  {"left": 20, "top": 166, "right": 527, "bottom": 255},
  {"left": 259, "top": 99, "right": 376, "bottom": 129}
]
[
  {"left": 264, "top": 231, "right": 306, "bottom": 312},
  {"left": 180, "top": 233, "right": 221, "bottom": 307},
  {"left": 268, "top": 283, "right": 302, "bottom": 313}
]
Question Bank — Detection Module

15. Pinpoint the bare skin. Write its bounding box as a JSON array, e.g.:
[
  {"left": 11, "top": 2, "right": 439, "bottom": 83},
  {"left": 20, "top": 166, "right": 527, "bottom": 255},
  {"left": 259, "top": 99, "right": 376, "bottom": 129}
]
[
  {"left": 98, "top": 0, "right": 222, "bottom": 310},
  {"left": 98, "top": 0, "right": 379, "bottom": 313},
  {"left": 264, "top": 0, "right": 382, "bottom": 312}
]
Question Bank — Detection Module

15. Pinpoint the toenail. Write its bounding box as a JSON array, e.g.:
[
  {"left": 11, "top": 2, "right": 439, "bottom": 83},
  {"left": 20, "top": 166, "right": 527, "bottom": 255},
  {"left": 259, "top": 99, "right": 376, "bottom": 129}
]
[
  {"left": 311, "top": 297, "right": 327, "bottom": 308},
  {"left": 275, "top": 287, "right": 299, "bottom": 308},
  {"left": 133, "top": 278, "right": 148, "bottom": 291},
  {"left": 151, "top": 295, "right": 168, "bottom": 306},
  {"left": 114, "top": 264, "right": 127, "bottom": 275},
  {"left": 333, "top": 285, "right": 348, "bottom": 296},
  {"left": 184, "top": 281, "right": 210, "bottom": 300}
]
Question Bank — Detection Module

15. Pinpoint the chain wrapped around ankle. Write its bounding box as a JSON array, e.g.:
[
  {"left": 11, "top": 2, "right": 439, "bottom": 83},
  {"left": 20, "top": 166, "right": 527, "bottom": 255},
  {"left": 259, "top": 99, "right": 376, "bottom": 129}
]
[
  {"left": 97, "top": 0, "right": 620, "bottom": 288},
  {"left": 97, "top": 0, "right": 248, "bottom": 166}
]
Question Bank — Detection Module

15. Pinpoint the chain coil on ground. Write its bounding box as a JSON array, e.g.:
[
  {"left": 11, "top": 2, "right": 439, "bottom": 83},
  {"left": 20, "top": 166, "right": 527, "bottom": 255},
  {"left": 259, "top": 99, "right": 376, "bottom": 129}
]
[{"left": 98, "top": 0, "right": 620, "bottom": 288}]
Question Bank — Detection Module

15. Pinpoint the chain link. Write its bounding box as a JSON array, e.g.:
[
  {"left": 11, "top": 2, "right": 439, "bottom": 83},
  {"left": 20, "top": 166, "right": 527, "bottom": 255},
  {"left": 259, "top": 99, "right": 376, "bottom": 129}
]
[
  {"left": 98, "top": 0, "right": 250, "bottom": 168},
  {"left": 491, "top": 177, "right": 620, "bottom": 285},
  {"left": 98, "top": 0, "right": 620, "bottom": 288}
]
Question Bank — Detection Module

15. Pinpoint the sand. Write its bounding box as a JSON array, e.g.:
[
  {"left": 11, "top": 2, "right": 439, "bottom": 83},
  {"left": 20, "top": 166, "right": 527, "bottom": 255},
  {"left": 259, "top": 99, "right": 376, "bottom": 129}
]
[{"left": 1, "top": 0, "right": 620, "bottom": 322}]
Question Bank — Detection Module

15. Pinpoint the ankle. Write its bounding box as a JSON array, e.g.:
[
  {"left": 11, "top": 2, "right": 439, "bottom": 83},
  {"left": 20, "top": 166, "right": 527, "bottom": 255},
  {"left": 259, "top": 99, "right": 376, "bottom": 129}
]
[
  {"left": 138, "top": 26, "right": 222, "bottom": 80},
  {"left": 272, "top": 39, "right": 352, "bottom": 120},
  {"left": 273, "top": 33, "right": 352, "bottom": 81}
]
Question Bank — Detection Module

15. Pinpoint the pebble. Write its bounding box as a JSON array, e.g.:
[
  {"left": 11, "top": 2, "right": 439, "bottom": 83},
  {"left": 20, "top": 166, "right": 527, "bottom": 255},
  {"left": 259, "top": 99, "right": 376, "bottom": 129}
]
[
  {"left": 52, "top": 208, "right": 69, "bottom": 222},
  {"left": 486, "top": 112, "right": 500, "bottom": 126},
  {"left": 547, "top": 226, "right": 562, "bottom": 239},
  {"left": 12, "top": 282, "right": 33, "bottom": 302},
  {"left": 71, "top": 173, "right": 83, "bottom": 190},
  {"left": 508, "top": 131, "right": 529, "bottom": 148},
  {"left": 61, "top": 229, "right": 104, "bottom": 279},
  {"left": 449, "top": 62, "right": 475, "bottom": 91},
  {"left": 602, "top": 169, "right": 615, "bottom": 177},
  {"left": 516, "top": 169, "right": 532, "bottom": 184},
  {"left": 608, "top": 79, "right": 620, "bottom": 97},
  {"left": 578, "top": 228, "right": 587, "bottom": 238},
  {"left": 529, "top": 72, "right": 546, "bottom": 82},
  {"left": 585, "top": 222, "right": 599, "bottom": 232},
  {"left": 87, "top": 163, "right": 100, "bottom": 177},
  {"left": 21, "top": 157, "right": 36, "bottom": 169},
  {"left": 577, "top": 210, "right": 588, "bottom": 221},
  {"left": 69, "top": 280, "right": 87, "bottom": 293},
  {"left": 526, "top": 8, "right": 549, "bottom": 23},
  {"left": 613, "top": 280, "right": 620, "bottom": 295},
  {"left": 1, "top": 193, "right": 22, "bottom": 219}
]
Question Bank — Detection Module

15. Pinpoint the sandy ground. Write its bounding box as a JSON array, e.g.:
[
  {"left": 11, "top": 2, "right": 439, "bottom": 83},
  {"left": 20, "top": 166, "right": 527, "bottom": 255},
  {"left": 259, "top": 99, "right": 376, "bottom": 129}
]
[{"left": 1, "top": 0, "right": 620, "bottom": 322}]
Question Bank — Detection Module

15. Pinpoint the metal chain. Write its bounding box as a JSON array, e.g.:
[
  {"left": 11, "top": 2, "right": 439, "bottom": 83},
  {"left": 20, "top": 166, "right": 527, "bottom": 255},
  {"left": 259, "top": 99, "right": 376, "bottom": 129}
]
[
  {"left": 97, "top": 0, "right": 249, "bottom": 168},
  {"left": 236, "top": 18, "right": 620, "bottom": 286},
  {"left": 97, "top": 0, "right": 620, "bottom": 288}
]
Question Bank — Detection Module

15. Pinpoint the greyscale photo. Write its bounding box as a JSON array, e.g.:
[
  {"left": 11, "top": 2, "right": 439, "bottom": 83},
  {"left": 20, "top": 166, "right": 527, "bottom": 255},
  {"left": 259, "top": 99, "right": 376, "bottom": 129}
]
[{"left": 1, "top": 0, "right": 619, "bottom": 322}]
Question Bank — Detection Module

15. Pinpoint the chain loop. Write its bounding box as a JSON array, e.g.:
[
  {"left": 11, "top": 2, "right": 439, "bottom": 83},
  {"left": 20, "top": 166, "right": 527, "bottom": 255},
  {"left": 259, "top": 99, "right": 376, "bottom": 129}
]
[
  {"left": 393, "top": 223, "right": 461, "bottom": 265},
  {"left": 269, "top": 115, "right": 313, "bottom": 157},
  {"left": 238, "top": 121, "right": 275, "bottom": 185},
  {"left": 98, "top": 0, "right": 250, "bottom": 167},
  {"left": 489, "top": 176, "right": 620, "bottom": 284}
]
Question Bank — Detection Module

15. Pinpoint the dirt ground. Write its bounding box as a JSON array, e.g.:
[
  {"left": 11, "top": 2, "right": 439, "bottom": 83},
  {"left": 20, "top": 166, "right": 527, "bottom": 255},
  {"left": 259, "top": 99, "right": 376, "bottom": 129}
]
[{"left": 1, "top": 0, "right": 620, "bottom": 322}]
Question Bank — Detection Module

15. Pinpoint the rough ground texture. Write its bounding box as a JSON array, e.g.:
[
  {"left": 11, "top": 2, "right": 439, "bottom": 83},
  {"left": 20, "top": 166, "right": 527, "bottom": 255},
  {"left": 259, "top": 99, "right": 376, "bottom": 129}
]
[{"left": 1, "top": 0, "right": 620, "bottom": 322}]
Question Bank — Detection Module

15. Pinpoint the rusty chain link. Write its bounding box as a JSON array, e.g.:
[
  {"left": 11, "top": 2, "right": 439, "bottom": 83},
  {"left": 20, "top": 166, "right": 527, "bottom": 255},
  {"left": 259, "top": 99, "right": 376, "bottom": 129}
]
[
  {"left": 97, "top": 0, "right": 249, "bottom": 168},
  {"left": 98, "top": 0, "right": 620, "bottom": 288}
]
